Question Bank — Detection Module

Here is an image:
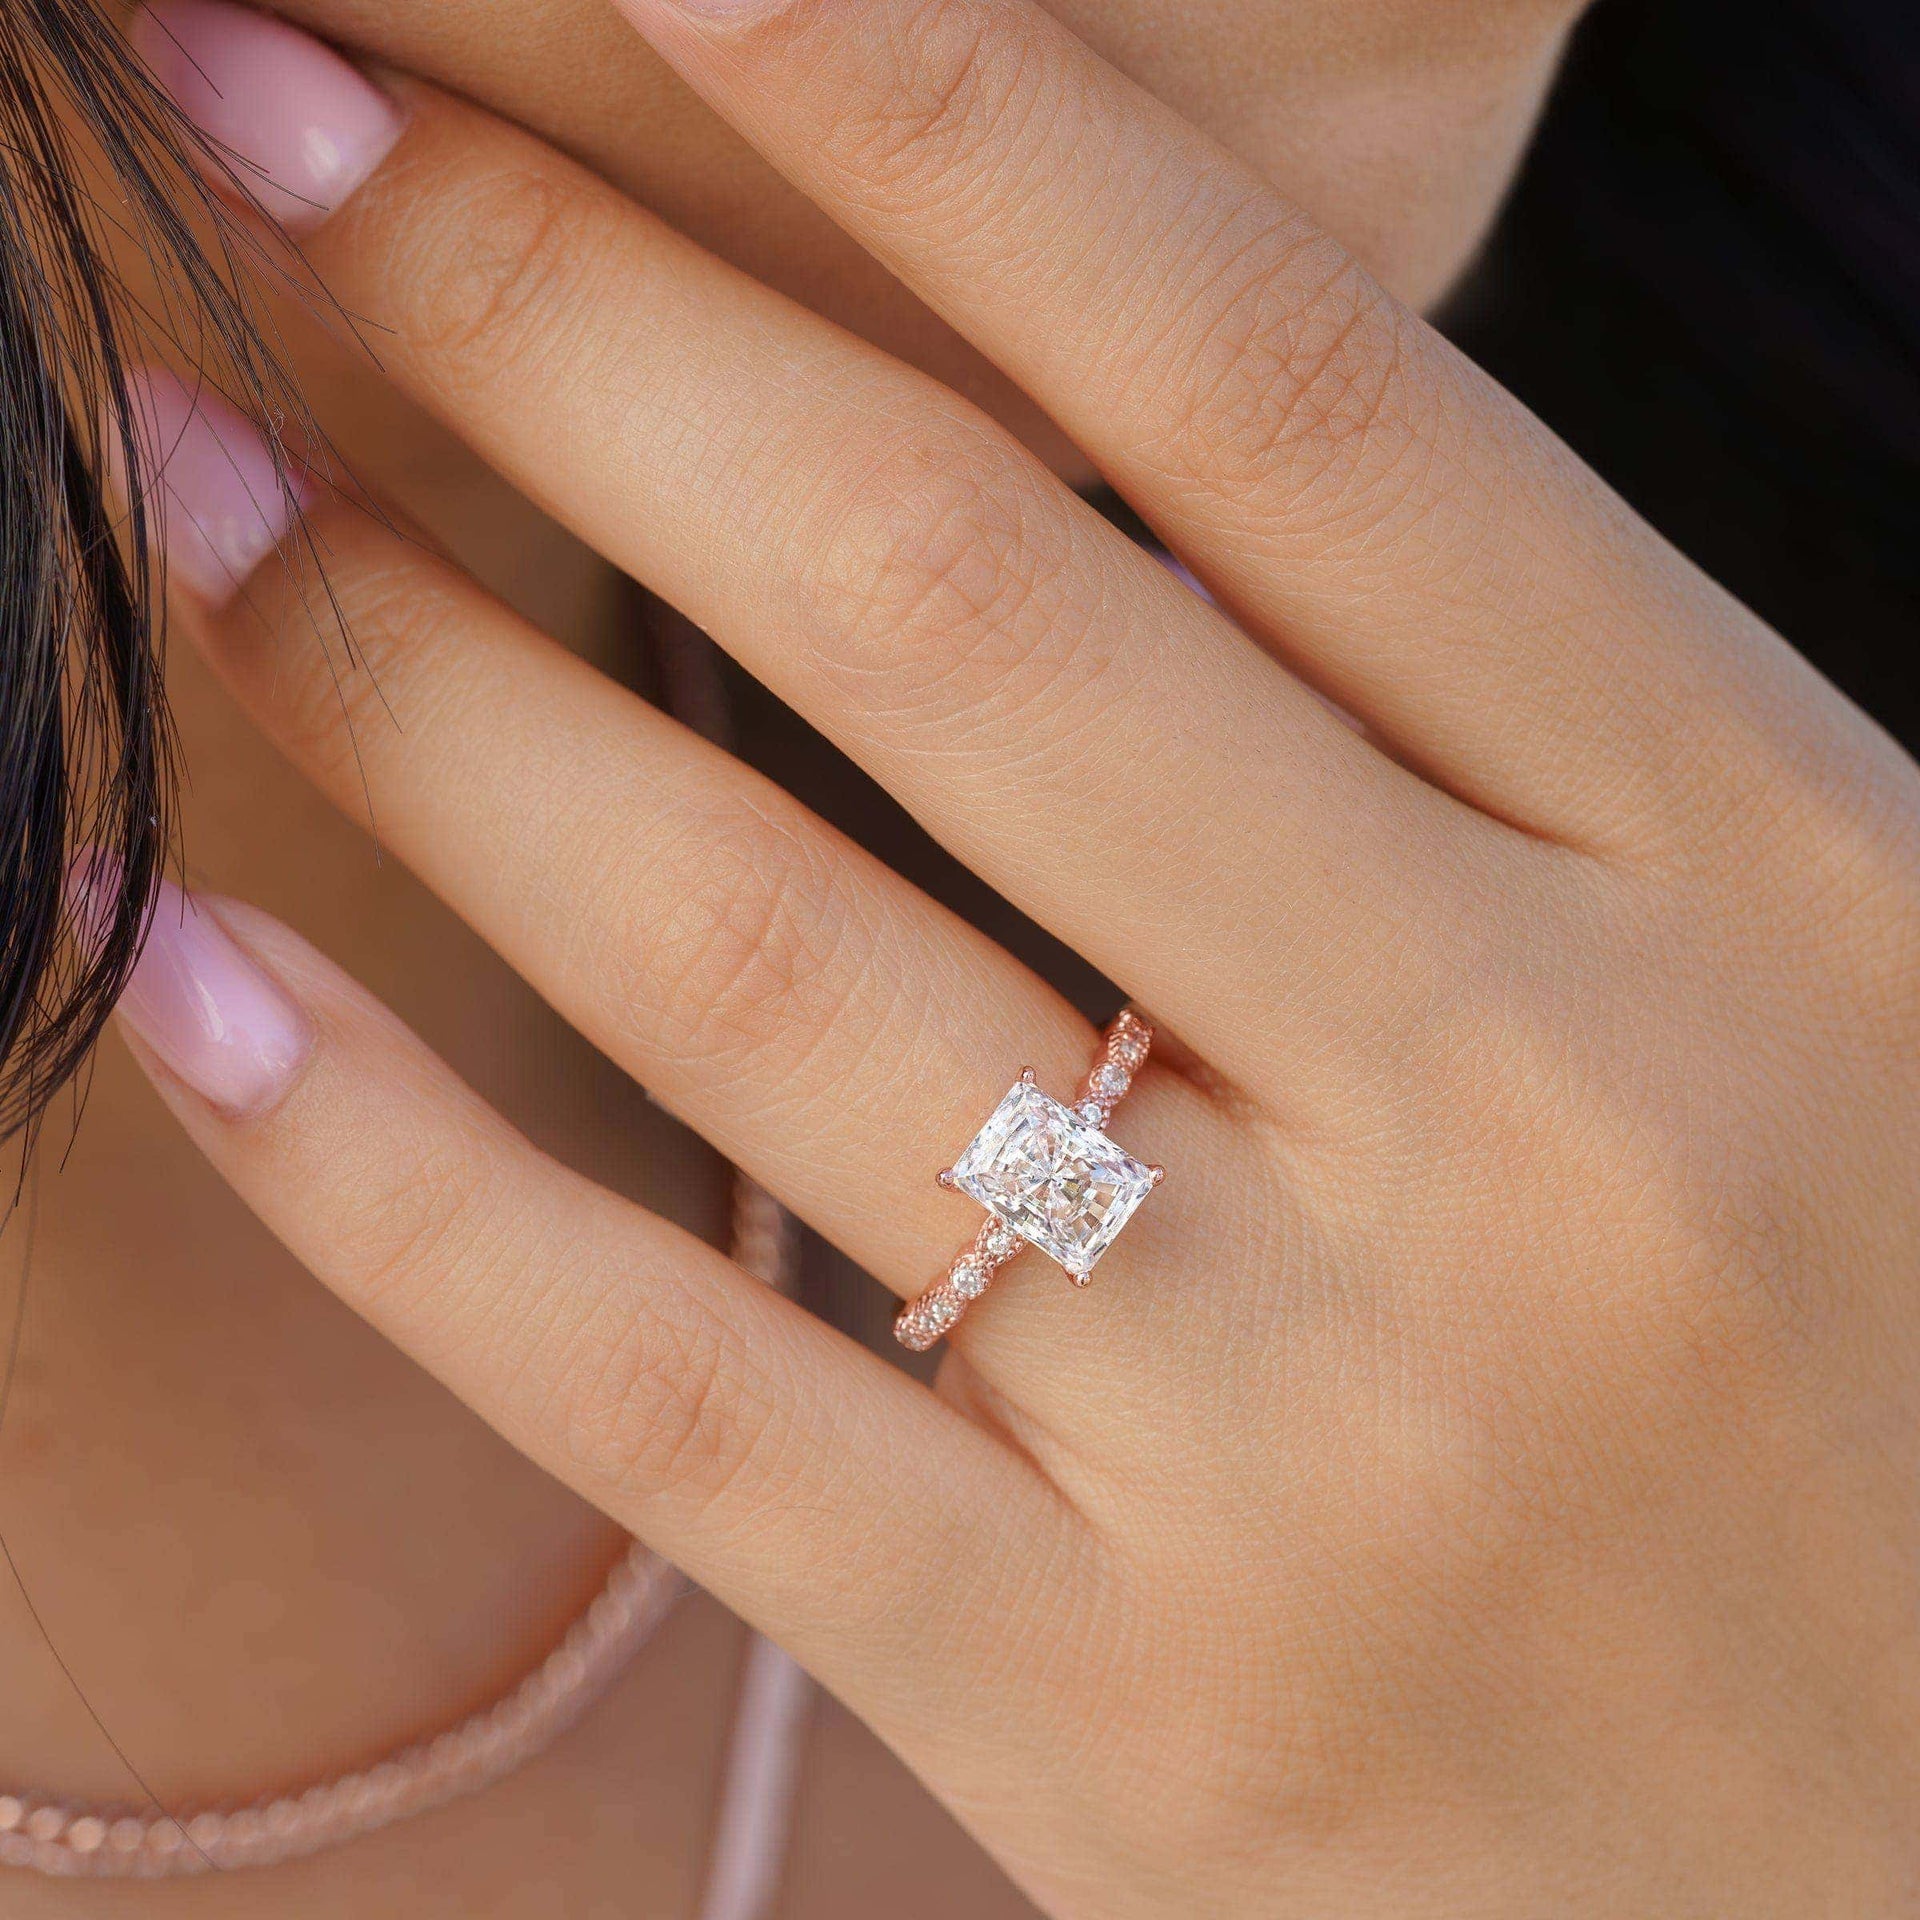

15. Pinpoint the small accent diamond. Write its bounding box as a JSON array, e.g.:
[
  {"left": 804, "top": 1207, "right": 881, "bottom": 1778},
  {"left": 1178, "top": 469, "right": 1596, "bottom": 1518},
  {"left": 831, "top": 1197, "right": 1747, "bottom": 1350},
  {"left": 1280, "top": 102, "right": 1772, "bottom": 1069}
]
[
  {"left": 1092, "top": 1062, "right": 1129, "bottom": 1096},
  {"left": 899, "top": 1288, "right": 963, "bottom": 1349},
  {"left": 951, "top": 1257, "right": 993, "bottom": 1300},
  {"left": 980, "top": 1221, "right": 1021, "bottom": 1262}
]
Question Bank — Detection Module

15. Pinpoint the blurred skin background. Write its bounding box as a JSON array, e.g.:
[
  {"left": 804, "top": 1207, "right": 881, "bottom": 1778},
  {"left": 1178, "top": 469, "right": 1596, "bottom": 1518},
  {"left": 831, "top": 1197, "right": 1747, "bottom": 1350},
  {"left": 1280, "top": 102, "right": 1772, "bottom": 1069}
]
[{"left": 3, "top": 0, "right": 1910, "bottom": 1913}]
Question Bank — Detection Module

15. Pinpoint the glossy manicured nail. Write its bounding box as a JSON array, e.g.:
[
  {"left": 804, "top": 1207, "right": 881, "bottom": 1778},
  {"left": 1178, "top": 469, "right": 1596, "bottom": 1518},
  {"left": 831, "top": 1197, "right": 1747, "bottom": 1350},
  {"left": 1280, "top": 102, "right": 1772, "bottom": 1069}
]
[
  {"left": 115, "top": 878, "right": 312, "bottom": 1117},
  {"left": 120, "top": 366, "right": 302, "bottom": 607},
  {"left": 131, "top": 0, "right": 403, "bottom": 231}
]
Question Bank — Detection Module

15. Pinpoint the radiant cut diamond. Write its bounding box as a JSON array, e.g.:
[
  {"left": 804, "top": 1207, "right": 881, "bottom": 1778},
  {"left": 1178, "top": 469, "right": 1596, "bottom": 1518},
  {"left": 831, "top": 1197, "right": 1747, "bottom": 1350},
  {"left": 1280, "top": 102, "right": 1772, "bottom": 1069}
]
[{"left": 951, "top": 1080, "right": 1156, "bottom": 1280}]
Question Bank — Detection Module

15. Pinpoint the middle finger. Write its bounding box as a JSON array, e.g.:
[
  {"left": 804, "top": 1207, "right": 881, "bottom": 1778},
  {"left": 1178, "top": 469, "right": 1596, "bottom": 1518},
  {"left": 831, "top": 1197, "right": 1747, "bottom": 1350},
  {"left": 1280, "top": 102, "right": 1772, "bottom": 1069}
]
[
  {"left": 149, "top": 372, "right": 1250, "bottom": 1424},
  {"left": 135, "top": 14, "right": 1506, "bottom": 1106}
]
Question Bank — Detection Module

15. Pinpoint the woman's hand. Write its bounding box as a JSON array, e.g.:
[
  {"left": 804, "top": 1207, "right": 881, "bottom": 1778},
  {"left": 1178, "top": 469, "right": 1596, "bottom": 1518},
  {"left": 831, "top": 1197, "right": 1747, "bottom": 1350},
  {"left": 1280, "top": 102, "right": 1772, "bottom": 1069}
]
[
  {"left": 117, "top": 1, "right": 1920, "bottom": 1912},
  {"left": 171, "top": 0, "right": 1589, "bottom": 498},
  {"left": 257, "top": 0, "right": 1586, "bottom": 312}
]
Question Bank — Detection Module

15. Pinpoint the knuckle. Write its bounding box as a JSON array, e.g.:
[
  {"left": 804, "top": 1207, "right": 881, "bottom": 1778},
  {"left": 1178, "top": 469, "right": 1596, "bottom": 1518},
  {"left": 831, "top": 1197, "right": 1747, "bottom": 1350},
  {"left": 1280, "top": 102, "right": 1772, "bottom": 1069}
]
[
  {"left": 269, "top": 545, "right": 467, "bottom": 781},
  {"left": 613, "top": 801, "right": 867, "bottom": 1072},
  {"left": 1671, "top": 707, "right": 1920, "bottom": 1040},
  {"left": 556, "top": 1283, "right": 785, "bottom": 1510},
  {"left": 1535, "top": 1040, "right": 1816, "bottom": 1396},
  {"left": 336, "top": 1123, "right": 502, "bottom": 1313},
  {"left": 1778, "top": 756, "right": 1920, "bottom": 1030},
  {"left": 828, "top": 3, "right": 1028, "bottom": 209},
  {"left": 1141, "top": 208, "right": 1418, "bottom": 505},
  {"left": 1618, "top": 1120, "right": 1813, "bottom": 1375},
  {"left": 1427, "top": 968, "right": 1820, "bottom": 1401},
  {"left": 797, "top": 421, "right": 1092, "bottom": 734},
  {"left": 370, "top": 154, "right": 606, "bottom": 391}
]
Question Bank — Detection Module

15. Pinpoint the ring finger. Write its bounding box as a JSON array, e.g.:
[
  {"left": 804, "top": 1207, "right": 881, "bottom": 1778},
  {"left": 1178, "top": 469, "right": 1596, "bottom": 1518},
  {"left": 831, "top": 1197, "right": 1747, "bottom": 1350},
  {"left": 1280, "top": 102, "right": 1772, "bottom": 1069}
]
[{"left": 133, "top": 368, "right": 1246, "bottom": 1427}]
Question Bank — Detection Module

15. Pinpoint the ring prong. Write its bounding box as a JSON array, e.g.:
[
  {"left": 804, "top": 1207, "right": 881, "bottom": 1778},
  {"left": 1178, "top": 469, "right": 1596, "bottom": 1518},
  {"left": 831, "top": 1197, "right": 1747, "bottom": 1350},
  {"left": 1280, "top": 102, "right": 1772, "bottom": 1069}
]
[
  {"left": 1020, "top": 1066, "right": 1037, "bottom": 1085},
  {"left": 936, "top": 1168, "right": 957, "bottom": 1189},
  {"left": 1149, "top": 1164, "right": 1166, "bottom": 1187}
]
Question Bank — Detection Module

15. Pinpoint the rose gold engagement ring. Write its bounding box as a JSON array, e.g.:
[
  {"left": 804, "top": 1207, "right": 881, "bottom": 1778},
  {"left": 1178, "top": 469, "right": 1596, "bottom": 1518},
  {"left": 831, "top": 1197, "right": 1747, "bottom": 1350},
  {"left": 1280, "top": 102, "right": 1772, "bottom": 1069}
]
[{"left": 894, "top": 1010, "right": 1163, "bottom": 1351}]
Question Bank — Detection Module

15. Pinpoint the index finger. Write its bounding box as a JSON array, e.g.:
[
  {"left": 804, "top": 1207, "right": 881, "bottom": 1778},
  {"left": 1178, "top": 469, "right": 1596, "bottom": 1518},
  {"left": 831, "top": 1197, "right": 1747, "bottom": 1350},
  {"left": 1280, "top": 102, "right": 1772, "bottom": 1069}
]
[{"left": 607, "top": 0, "right": 1801, "bottom": 853}]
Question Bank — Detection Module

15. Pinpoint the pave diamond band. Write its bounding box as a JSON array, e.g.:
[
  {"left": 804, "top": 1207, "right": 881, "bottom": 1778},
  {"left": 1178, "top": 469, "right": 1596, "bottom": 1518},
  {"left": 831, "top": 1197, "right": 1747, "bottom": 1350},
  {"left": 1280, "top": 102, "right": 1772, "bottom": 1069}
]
[{"left": 895, "top": 1011, "right": 1162, "bottom": 1351}]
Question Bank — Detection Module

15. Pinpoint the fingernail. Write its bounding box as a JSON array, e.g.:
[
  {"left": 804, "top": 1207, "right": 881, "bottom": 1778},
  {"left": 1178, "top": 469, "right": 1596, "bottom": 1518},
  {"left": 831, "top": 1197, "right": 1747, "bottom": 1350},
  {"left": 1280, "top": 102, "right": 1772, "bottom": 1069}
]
[
  {"left": 115, "top": 878, "right": 313, "bottom": 1117},
  {"left": 119, "top": 366, "right": 303, "bottom": 606},
  {"left": 131, "top": 0, "right": 403, "bottom": 232}
]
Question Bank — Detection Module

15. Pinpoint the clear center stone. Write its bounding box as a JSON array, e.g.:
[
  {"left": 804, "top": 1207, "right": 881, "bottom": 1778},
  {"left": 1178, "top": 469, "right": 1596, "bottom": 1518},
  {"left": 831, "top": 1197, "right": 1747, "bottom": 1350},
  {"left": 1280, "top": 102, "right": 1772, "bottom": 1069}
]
[{"left": 951, "top": 1081, "right": 1156, "bottom": 1279}]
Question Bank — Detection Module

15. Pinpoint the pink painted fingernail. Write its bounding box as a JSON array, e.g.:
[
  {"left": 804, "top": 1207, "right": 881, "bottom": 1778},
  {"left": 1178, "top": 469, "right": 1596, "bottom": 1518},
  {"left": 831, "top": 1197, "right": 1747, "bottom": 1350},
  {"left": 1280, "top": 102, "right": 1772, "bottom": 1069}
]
[
  {"left": 131, "top": 0, "right": 403, "bottom": 232},
  {"left": 120, "top": 366, "right": 302, "bottom": 606},
  {"left": 115, "top": 878, "right": 312, "bottom": 1117}
]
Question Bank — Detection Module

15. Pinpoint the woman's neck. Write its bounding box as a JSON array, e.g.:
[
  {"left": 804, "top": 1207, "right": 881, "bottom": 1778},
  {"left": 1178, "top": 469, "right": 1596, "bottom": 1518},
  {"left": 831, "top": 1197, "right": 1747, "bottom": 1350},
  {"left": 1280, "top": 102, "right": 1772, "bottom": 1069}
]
[
  {"left": 0, "top": 599, "right": 740, "bottom": 1907},
  {"left": 0, "top": 1059, "right": 632, "bottom": 1796}
]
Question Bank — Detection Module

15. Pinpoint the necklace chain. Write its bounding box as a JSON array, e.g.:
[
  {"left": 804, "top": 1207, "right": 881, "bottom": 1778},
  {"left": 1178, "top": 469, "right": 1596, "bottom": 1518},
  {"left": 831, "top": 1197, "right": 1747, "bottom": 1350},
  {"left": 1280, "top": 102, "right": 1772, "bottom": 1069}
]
[{"left": 0, "top": 1174, "right": 792, "bottom": 1880}]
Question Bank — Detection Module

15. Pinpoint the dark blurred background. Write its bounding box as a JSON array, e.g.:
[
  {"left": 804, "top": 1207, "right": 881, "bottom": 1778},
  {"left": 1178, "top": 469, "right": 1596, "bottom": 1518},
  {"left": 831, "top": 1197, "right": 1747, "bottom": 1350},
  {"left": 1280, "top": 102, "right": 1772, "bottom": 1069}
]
[{"left": 1443, "top": 0, "right": 1919, "bottom": 750}]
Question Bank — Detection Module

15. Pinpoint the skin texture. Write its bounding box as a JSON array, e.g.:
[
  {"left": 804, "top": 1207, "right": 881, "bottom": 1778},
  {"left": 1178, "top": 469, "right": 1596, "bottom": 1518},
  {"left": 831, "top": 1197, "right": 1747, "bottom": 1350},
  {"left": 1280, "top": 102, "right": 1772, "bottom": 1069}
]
[
  {"left": 241, "top": 0, "right": 1582, "bottom": 476},
  {"left": 45, "top": 0, "right": 1920, "bottom": 1915},
  {"left": 0, "top": 1, "right": 1609, "bottom": 1915}
]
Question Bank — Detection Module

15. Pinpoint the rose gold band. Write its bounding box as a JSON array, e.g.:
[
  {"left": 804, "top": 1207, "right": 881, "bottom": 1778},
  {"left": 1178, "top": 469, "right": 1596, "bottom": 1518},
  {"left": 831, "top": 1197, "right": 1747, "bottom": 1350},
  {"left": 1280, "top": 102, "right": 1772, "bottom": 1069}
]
[{"left": 894, "top": 1010, "right": 1155, "bottom": 1352}]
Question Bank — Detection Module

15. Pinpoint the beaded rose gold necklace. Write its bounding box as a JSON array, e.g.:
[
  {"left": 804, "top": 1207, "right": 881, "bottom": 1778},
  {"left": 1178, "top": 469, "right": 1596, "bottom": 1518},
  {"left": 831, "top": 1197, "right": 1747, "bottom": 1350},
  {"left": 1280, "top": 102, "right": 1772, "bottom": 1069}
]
[{"left": 0, "top": 1176, "right": 799, "bottom": 1889}]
